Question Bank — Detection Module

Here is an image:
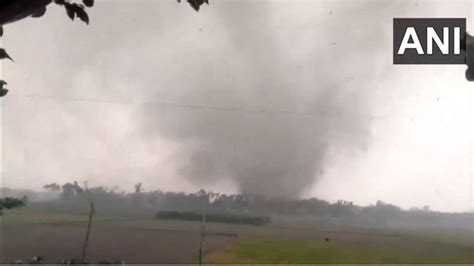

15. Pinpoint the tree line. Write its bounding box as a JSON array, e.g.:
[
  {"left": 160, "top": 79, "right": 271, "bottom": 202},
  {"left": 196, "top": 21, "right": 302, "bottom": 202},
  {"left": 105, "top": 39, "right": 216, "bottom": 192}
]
[{"left": 16, "top": 181, "right": 469, "bottom": 231}]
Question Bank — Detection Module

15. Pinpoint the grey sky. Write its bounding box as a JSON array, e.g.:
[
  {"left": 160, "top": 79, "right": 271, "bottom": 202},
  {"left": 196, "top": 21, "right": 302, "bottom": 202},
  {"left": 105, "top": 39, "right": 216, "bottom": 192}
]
[{"left": 0, "top": 0, "right": 472, "bottom": 212}]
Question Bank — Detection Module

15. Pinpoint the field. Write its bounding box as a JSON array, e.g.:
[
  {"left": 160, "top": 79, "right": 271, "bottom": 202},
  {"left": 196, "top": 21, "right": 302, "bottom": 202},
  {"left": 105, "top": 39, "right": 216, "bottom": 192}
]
[
  {"left": 1, "top": 212, "right": 236, "bottom": 263},
  {"left": 1, "top": 211, "right": 473, "bottom": 264},
  {"left": 204, "top": 235, "right": 473, "bottom": 263}
]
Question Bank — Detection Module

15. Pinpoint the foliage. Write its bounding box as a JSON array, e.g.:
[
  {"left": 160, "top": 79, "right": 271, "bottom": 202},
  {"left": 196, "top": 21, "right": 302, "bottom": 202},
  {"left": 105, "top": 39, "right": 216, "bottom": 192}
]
[
  {"left": 178, "top": 0, "right": 209, "bottom": 12},
  {"left": 0, "top": 196, "right": 27, "bottom": 212},
  {"left": 0, "top": 0, "right": 207, "bottom": 97},
  {"left": 61, "top": 181, "right": 84, "bottom": 199},
  {"left": 10, "top": 181, "right": 470, "bottom": 231},
  {"left": 156, "top": 210, "right": 271, "bottom": 225},
  {"left": 43, "top": 183, "right": 61, "bottom": 191},
  {"left": 466, "top": 33, "right": 474, "bottom": 81}
]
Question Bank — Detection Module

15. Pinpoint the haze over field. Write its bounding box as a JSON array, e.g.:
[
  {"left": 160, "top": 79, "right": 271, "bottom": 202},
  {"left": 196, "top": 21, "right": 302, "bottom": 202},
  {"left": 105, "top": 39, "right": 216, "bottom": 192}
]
[{"left": 0, "top": 0, "right": 473, "bottom": 212}]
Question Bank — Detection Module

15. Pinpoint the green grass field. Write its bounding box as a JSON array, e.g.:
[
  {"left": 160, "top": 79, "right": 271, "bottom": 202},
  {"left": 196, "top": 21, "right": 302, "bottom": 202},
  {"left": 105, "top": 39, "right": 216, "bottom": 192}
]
[
  {"left": 205, "top": 236, "right": 474, "bottom": 263},
  {"left": 3, "top": 211, "right": 473, "bottom": 264}
]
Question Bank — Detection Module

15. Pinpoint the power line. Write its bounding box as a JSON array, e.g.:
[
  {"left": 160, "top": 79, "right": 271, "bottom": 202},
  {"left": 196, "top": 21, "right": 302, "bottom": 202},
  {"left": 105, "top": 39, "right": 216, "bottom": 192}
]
[{"left": 7, "top": 93, "right": 388, "bottom": 120}]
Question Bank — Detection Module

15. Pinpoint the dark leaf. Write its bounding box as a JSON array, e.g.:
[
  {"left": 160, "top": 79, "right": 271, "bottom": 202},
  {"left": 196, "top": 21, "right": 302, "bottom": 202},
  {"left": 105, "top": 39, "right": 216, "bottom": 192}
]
[
  {"left": 65, "top": 3, "right": 75, "bottom": 20},
  {"left": 466, "top": 67, "right": 474, "bottom": 81},
  {"left": 82, "top": 0, "right": 94, "bottom": 7},
  {"left": 83, "top": 0, "right": 94, "bottom": 7},
  {"left": 31, "top": 6, "right": 47, "bottom": 18},
  {"left": 54, "top": 0, "right": 66, "bottom": 5},
  {"left": 72, "top": 4, "right": 89, "bottom": 24},
  {"left": 178, "top": 0, "right": 208, "bottom": 11},
  {"left": 0, "top": 48, "right": 14, "bottom": 61},
  {"left": 188, "top": 0, "right": 200, "bottom": 11},
  {"left": 0, "top": 80, "right": 9, "bottom": 97},
  {"left": 0, "top": 88, "right": 8, "bottom": 97}
]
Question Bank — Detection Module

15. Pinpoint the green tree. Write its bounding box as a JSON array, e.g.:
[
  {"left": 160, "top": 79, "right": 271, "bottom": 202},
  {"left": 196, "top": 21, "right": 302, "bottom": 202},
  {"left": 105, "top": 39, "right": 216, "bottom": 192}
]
[
  {"left": 43, "top": 182, "right": 61, "bottom": 192},
  {"left": 0, "top": 196, "right": 27, "bottom": 215}
]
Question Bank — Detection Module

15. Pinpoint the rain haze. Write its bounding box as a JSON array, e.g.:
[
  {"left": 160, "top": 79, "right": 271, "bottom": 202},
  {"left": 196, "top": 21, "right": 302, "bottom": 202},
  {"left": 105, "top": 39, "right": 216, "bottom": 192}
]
[{"left": 1, "top": 0, "right": 473, "bottom": 212}]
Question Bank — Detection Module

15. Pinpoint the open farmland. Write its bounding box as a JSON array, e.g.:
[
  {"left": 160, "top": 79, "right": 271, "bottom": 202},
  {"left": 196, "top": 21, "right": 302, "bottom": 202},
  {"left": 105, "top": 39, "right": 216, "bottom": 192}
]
[
  {"left": 204, "top": 234, "right": 474, "bottom": 263},
  {"left": 1, "top": 212, "right": 236, "bottom": 263},
  {"left": 1, "top": 211, "right": 473, "bottom": 264}
]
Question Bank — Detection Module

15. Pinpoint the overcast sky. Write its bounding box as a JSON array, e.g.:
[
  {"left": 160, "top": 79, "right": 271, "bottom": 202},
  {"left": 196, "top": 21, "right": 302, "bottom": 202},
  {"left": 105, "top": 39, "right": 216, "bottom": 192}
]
[{"left": 0, "top": 0, "right": 472, "bottom": 212}]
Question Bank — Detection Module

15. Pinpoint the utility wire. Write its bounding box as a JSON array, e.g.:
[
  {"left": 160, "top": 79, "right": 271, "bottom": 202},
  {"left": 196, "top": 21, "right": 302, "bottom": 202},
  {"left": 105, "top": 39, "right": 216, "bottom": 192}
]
[{"left": 8, "top": 93, "right": 389, "bottom": 120}]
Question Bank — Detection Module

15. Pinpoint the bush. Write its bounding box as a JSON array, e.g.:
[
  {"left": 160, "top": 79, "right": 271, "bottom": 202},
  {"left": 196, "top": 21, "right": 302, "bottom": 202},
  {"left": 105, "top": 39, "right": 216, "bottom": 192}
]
[
  {"left": 0, "top": 197, "right": 26, "bottom": 209},
  {"left": 156, "top": 210, "right": 271, "bottom": 225}
]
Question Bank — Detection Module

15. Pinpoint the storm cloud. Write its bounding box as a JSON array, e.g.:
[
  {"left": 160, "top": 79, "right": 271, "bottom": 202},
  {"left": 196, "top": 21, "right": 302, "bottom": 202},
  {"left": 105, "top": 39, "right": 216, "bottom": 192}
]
[
  {"left": 1, "top": 0, "right": 472, "bottom": 210},
  {"left": 137, "top": 1, "right": 396, "bottom": 198}
]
